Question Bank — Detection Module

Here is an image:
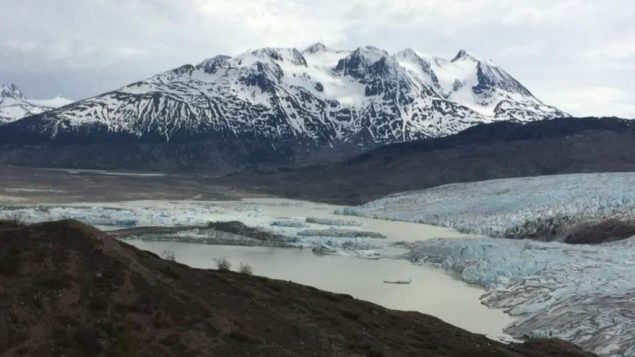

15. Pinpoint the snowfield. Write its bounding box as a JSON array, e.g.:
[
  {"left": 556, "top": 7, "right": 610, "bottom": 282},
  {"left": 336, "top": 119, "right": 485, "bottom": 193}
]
[
  {"left": 406, "top": 237, "right": 635, "bottom": 356},
  {"left": 342, "top": 172, "right": 635, "bottom": 240}
]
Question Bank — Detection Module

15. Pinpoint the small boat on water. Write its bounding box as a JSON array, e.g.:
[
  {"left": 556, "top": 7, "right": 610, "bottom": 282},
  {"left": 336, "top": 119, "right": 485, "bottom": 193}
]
[
  {"left": 312, "top": 244, "right": 338, "bottom": 255},
  {"left": 383, "top": 279, "right": 412, "bottom": 285}
]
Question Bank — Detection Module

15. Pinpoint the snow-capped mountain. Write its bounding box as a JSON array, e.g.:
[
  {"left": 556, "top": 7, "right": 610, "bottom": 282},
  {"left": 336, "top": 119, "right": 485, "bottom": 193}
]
[
  {"left": 0, "top": 83, "right": 72, "bottom": 125},
  {"left": 7, "top": 44, "right": 566, "bottom": 145}
]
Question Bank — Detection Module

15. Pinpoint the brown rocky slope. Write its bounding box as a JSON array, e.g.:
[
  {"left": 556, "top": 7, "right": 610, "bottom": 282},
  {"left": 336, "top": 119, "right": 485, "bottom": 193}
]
[{"left": 0, "top": 220, "right": 594, "bottom": 356}]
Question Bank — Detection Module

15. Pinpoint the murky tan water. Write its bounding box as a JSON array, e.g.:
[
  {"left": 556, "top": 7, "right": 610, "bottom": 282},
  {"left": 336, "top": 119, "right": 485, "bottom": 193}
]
[
  {"left": 127, "top": 240, "right": 515, "bottom": 341},
  {"left": 0, "top": 195, "right": 514, "bottom": 340}
]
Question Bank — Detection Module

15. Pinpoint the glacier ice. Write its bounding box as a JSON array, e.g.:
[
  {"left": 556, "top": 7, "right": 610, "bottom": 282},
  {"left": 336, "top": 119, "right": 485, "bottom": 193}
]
[
  {"left": 341, "top": 172, "right": 635, "bottom": 356},
  {"left": 343, "top": 172, "right": 635, "bottom": 240},
  {"left": 0, "top": 200, "right": 397, "bottom": 258},
  {"left": 406, "top": 237, "right": 635, "bottom": 356}
]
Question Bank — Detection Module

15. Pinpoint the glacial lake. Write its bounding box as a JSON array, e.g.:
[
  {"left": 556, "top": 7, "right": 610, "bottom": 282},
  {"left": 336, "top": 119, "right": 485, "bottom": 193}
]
[
  {"left": 0, "top": 196, "right": 516, "bottom": 341},
  {"left": 126, "top": 239, "right": 516, "bottom": 341}
]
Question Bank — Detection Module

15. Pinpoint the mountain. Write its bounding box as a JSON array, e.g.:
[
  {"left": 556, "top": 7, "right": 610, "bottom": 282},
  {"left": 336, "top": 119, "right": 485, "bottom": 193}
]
[
  {"left": 0, "top": 83, "right": 48, "bottom": 124},
  {"left": 0, "top": 219, "right": 593, "bottom": 356},
  {"left": 4, "top": 44, "right": 565, "bottom": 144},
  {"left": 0, "top": 44, "right": 569, "bottom": 170},
  {"left": 0, "top": 83, "right": 72, "bottom": 124}
]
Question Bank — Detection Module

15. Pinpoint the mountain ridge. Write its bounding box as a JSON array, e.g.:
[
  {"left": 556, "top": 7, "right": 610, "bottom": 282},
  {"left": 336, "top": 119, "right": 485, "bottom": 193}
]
[{"left": 5, "top": 44, "right": 566, "bottom": 145}]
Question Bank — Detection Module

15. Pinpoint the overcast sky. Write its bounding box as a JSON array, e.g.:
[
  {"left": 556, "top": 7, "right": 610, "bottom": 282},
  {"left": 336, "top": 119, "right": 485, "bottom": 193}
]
[{"left": 1, "top": 0, "right": 633, "bottom": 117}]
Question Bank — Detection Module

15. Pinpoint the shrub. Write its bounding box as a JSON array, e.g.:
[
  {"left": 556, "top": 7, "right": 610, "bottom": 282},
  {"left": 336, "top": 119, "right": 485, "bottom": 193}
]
[
  {"left": 9, "top": 213, "right": 24, "bottom": 226},
  {"left": 114, "top": 320, "right": 141, "bottom": 357},
  {"left": 239, "top": 263, "right": 253, "bottom": 275},
  {"left": 160, "top": 250, "right": 176, "bottom": 262},
  {"left": 215, "top": 257, "right": 231, "bottom": 271}
]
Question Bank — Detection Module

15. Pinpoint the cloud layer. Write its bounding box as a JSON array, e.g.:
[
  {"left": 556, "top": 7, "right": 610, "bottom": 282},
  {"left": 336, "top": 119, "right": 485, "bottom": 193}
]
[{"left": 1, "top": 0, "right": 633, "bottom": 117}]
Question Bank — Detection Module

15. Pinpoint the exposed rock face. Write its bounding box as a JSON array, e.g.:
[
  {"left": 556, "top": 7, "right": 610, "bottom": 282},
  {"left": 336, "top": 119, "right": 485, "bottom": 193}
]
[{"left": 563, "top": 219, "right": 635, "bottom": 244}]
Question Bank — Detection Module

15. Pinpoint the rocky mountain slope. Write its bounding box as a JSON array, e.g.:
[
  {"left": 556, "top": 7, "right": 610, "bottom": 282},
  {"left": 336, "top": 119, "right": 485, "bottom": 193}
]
[
  {"left": 0, "top": 219, "right": 593, "bottom": 356},
  {"left": 4, "top": 44, "right": 564, "bottom": 145},
  {"left": 215, "top": 117, "right": 635, "bottom": 204}
]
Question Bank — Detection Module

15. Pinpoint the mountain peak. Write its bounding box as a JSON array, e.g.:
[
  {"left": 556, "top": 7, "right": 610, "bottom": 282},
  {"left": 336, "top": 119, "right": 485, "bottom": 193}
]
[
  {"left": 303, "top": 42, "right": 329, "bottom": 54},
  {"left": 249, "top": 47, "right": 284, "bottom": 60},
  {"left": 197, "top": 55, "right": 232, "bottom": 73},
  {"left": 241, "top": 48, "right": 307, "bottom": 67},
  {"left": 350, "top": 46, "right": 390, "bottom": 63},
  {"left": 394, "top": 48, "right": 420, "bottom": 60},
  {"left": 451, "top": 49, "right": 477, "bottom": 62},
  {"left": 358, "top": 45, "right": 387, "bottom": 54},
  {"left": 0, "top": 82, "right": 52, "bottom": 125},
  {"left": 0, "top": 83, "right": 25, "bottom": 99},
  {"left": 335, "top": 46, "right": 393, "bottom": 76}
]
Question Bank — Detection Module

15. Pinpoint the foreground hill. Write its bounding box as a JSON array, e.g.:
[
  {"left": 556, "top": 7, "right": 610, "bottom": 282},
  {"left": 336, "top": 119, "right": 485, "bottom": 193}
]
[
  {"left": 217, "top": 117, "right": 635, "bottom": 204},
  {"left": 0, "top": 220, "right": 592, "bottom": 356}
]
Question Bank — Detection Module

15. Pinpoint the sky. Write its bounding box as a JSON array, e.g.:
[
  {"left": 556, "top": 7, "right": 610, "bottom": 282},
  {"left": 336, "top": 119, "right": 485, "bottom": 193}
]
[{"left": 0, "top": 0, "right": 633, "bottom": 118}]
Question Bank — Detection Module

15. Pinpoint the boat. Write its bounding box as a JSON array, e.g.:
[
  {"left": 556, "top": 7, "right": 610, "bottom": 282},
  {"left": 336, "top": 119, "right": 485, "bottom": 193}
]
[
  {"left": 312, "top": 244, "right": 338, "bottom": 255},
  {"left": 383, "top": 279, "right": 412, "bottom": 285}
]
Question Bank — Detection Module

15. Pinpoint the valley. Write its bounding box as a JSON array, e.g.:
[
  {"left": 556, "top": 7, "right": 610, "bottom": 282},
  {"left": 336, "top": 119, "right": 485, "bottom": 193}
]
[{"left": 1, "top": 164, "right": 634, "bottom": 355}]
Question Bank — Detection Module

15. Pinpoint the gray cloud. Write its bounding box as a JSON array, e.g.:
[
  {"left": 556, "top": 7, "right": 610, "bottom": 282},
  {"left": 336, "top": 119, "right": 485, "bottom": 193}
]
[{"left": 0, "top": 0, "right": 633, "bottom": 117}]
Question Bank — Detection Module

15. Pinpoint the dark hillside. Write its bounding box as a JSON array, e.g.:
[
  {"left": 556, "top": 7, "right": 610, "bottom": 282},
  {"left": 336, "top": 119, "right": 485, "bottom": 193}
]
[{"left": 217, "top": 117, "right": 635, "bottom": 204}]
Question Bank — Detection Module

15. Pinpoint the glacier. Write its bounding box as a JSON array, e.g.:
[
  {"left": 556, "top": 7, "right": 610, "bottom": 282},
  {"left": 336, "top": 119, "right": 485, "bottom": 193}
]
[
  {"left": 342, "top": 172, "right": 635, "bottom": 356},
  {"left": 0, "top": 199, "right": 406, "bottom": 259},
  {"left": 343, "top": 172, "right": 635, "bottom": 240},
  {"left": 406, "top": 237, "right": 635, "bottom": 356}
]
